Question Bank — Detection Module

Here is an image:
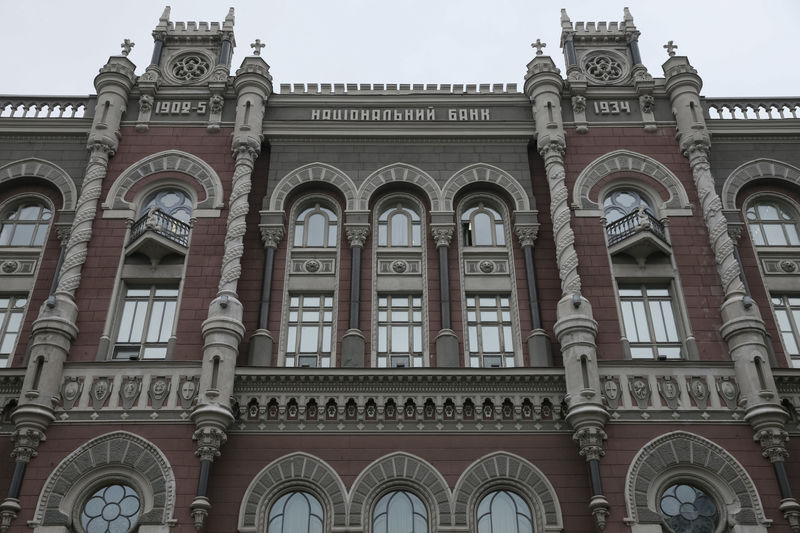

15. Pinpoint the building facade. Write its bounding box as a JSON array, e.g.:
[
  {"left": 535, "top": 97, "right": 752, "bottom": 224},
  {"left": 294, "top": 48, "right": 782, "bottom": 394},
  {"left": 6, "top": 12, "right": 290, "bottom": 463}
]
[{"left": 0, "top": 6, "right": 799, "bottom": 533}]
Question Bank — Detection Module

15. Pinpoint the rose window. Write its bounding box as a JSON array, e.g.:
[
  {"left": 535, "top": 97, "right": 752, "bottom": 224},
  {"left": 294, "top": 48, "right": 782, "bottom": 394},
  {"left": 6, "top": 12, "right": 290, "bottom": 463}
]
[
  {"left": 584, "top": 54, "right": 624, "bottom": 82},
  {"left": 659, "top": 484, "right": 718, "bottom": 533},
  {"left": 81, "top": 484, "right": 141, "bottom": 533},
  {"left": 171, "top": 54, "right": 210, "bottom": 81}
]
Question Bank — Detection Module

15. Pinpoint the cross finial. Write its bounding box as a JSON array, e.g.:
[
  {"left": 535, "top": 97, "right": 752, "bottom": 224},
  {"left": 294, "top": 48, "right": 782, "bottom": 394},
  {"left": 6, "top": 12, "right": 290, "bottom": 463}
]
[
  {"left": 531, "top": 39, "right": 546, "bottom": 56},
  {"left": 663, "top": 40, "right": 678, "bottom": 57},
  {"left": 120, "top": 39, "right": 135, "bottom": 57},
  {"left": 250, "top": 39, "right": 266, "bottom": 56}
]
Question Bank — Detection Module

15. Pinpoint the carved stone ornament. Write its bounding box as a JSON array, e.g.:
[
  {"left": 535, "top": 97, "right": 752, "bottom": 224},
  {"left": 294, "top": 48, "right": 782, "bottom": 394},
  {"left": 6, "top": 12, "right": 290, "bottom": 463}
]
[
  {"left": 209, "top": 94, "right": 224, "bottom": 114},
  {"left": 479, "top": 261, "right": 494, "bottom": 273},
  {"left": 178, "top": 376, "right": 199, "bottom": 409},
  {"left": 639, "top": 94, "right": 655, "bottom": 114},
  {"left": 304, "top": 259, "right": 321, "bottom": 273},
  {"left": 138, "top": 94, "right": 153, "bottom": 113},
  {"left": 260, "top": 226, "right": 285, "bottom": 248},
  {"left": 628, "top": 376, "right": 651, "bottom": 409},
  {"left": 571, "top": 95, "right": 586, "bottom": 114},
  {"left": 60, "top": 376, "right": 84, "bottom": 410},
  {"left": 90, "top": 377, "right": 113, "bottom": 410},
  {"left": 601, "top": 376, "right": 621, "bottom": 409},
  {"left": 715, "top": 376, "right": 739, "bottom": 410},
  {"left": 171, "top": 53, "right": 211, "bottom": 82},
  {"left": 119, "top": 376, "right": 142, "bottom": 410},
  {"left": 754, "top": 427, "right": 790, "bottom": 463},
  {"left": 583, "top": 51, "right": 626, "bottom": 83},
  {"left": 514, "top": 225, "right": 539, "bottom": 247},
  {"left": 55, "top": 225, "right": 71, "bottom": 245},
  {"left": 573, "top": 426, "right": 607, "bottom": 461},
  {"left": 391, "top": 260, "right": 408, "bottom": 273},
  {"left": 431, "top": 226, "right": 454, "bottom": 247},
  {"left": 657, "top": 375, "right": 680, "bottom": 409},
  {"left": 727, "top": 223, "right": 744, "bottom": 245},
  {"left": 1, "top": 261, "right": 19, "bottom": 274},
  {"left": 780, "top": 260, "right": 797, "bottom": 273},
  {"left": 686, "top": 376, "right": 709, "bottom": 409},
  {"left": 193, "top": 426, "right": 228, "bottom": 461},
  {"left": 11, "top": 428, "right": 45, "bottom": 462},
  {"left": 345, "top": 226, "right": 369, "bottom": 247},
  {"left": 148, "top": 376, "right": 171, "bottom": 409}
]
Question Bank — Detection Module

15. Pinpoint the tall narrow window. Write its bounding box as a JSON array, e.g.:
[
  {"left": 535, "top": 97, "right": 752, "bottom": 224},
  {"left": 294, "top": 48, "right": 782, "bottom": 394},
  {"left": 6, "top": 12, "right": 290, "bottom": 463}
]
[
  {"left": 268, "top": 491, "right": 324, "bottom": 533},
  {"left": 294, "top": 204, "right": 338, "bottom": 248},
  {"left": 0, "top": 201, "right": 52, "bottom": 247},
  {"left": 0, "top": 296, "right": 27, "bottom": 367},
  {"left": 114, "top": 286, "right": 178, "bottom": 360},
  {"left": 772, "top": 296, "right": 800, "bottom": 368},
  {"left": 285, "top": 295, "right": 333, "bottom": 368},
  {"left": 467, "top": 295, "right": 514, "bottom": 368},
  {"left": 618, "top": 285, "right": 682, "bottom": 359},
  {"left": 377, "top": 295, "right": 422, "bottom": 368},
  {"left": 378, "top": 203, "right": 421, "bottom": 247},
  {"left": 746, "top": 200, "right": 800, "bottom": 246},
  {"left": 462, "top": 204, "right": 505, "bottom": 247},
  {"left": 373, "top": 491, "right": 427, "bottom": 533},
  {"left": 477, "top": 490, "right": 533, "bottom": 533}
]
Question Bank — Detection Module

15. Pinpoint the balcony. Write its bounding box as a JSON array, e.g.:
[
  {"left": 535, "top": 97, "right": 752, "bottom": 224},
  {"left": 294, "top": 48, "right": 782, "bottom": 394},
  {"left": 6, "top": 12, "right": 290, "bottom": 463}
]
[
  {"left": 606, "top": 208, "right": 670, "bottom": 262},
  {"left": 126, "top": 208, "right": 190, "bottom": 265}
]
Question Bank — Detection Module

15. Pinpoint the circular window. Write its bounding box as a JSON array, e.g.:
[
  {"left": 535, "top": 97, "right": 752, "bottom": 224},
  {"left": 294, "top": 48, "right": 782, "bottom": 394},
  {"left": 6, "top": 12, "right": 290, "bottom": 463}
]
[
  {"left": 659, "top": 483, "right": 718, "bottom": 533},
  {"left": 168, "top": 52, "right": 212, "bottom": 83},
  {"left": 582, "top": 51, "right": 628, "bottom": 84},
  {"left": 80, "top": 484, "right": 141, "bottom": 533}
]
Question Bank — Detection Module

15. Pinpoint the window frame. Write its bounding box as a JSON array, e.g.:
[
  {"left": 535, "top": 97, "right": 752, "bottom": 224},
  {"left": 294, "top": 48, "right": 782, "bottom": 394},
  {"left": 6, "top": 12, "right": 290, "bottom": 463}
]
[
  {"left": 0, "top": 295, "right": 28, "bottom": 367},
  {"left": 293, "top": 202, "right": 339, "bottom": 249},
  {"left": 0, "top": 195, "right": 54, "bottom": 248},
  {"left": 140, "top": 187, "right": 194, "bottom": 224},
  {"left": 475, "top": 489, "right": 534, "bottom": 533},
  {"left": 377, "top": 200, "right": 422, "bottom": 248},
  {"left": 771, "top": 295, "right": 800, "bottom": 368},
  {"left": 616, "top": 283, "right": 684, "bottom": 360},
  {"left": 111, "top": 284, "right": 180, "bottom": 361},
  {"left": 283, "top": 294, "right": 335, "bottom": 368},
  {"left": 461, "top": 202, "right": 506, "bottom": 247},
  {"left": 376, "top": 295, "right": 423, "bottom": 368},
  {"left": 465, "top": 295, "right": 516, "bottom": 368},
  {"left": 267, "top": 490, "right": 325, "bottom": 533},
  {"left": 745, "top": 196, "right": 800, "bottom": 248},
  {"left": 371, "top": 489, "right": 429, "bottom": 533}
]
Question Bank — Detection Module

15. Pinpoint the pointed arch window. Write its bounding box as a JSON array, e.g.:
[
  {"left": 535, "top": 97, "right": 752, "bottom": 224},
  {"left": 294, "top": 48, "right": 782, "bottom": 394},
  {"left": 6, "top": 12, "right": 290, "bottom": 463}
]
[
  {"left": 378, "top": 203, "right": 421, "bottom": 247},
  {"left": 294, "top": 204, "right": 338, "bottom": 248},
  {"left": 0, "top": 201, "right": 52, "bottom": 247},
  {"left": 373, "top": 490, "right": 427, "bottom": 533},
  {"left": 462, "top": 204, "right": 505, "bottom": 247},
  {"left": 746, "top": 199, "right": 800, "bottom": 246},
  {"left": 268, "top": 491, "right": 324, "bottom": 533},
  {"left": 477, "top": 490, "right": 533, "bottom": 533}
]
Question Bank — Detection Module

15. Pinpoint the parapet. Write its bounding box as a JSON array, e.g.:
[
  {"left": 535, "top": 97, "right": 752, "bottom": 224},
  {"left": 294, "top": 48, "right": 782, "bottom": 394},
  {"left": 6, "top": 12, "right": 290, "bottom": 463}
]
[{"left": 276, "top": 83, "right": 520, "bottom": 95}]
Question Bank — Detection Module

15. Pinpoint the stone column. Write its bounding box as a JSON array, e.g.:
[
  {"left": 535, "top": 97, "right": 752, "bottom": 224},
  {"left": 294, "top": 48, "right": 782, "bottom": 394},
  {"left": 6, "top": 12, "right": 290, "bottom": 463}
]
[
  {"left": 2, "top": 53, "right": 136, "bottom": 530},
  {"left": 191, "top": 54, "right": 271, "bottom": 529},
  {"left": 514, "top": 224, "right": 551, "bottom": 366},
  {"left": 664, "top": 52, "right": 799, "bottom": 530},
  {"left": 525, "top": 50, "right": 609, "bottom": 530},
  {"left": 431, "top": 224, "right": 459, "bottom": 367},
  {"left": 341, "top": 225, "right": 369, "bottom": 367},
  {"left": 248, "top": 226, "right": 284, "bottom": 366}
]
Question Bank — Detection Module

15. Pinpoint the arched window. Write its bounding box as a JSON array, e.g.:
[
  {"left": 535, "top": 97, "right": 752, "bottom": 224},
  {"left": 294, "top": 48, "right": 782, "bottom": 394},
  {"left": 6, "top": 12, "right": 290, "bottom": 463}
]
[
  {"left": 0, "top": 200, "right": 52, "bottom": 246},
  {"left": 462, "top": 204, "right": 505, "bottom": 246},
  {"left": 477, "top": 490, "right": 533, "bottom": 533},
  {"left": 294, "top": 204, "right": 338, "bottom": 248},
  {"left": 80, "top": 484, "right": 141, "bottom": 533},
  {"left": 746, "top": 199, "right": 800, "bottom": 246},
  {"left": 603, "top": 189, "right": 654, "bottom": 223},
  {"left": 378, "top": 203, "right": 421, "bottom": 247},
  {"left": 659, "top": 483, "right": 719, "bottom": 533},
  {"left": 141, "top": 188, "right": 193, "bottom": 223},
  {"left": 373, "top": 490, "right": 427, "bottom": 533},
  {"left": 268, "top": 491, "right": 324, "bottom": 533}
]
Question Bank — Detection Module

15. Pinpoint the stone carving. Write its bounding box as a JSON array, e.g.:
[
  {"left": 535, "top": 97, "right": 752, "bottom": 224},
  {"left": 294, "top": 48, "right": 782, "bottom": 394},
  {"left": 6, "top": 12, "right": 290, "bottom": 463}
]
[
  {"left": 178, "top": 376, "right": 199, "bottom": 409},
  {"left": 664, "top": 40, "right": 679, "bottom": 57},
  {"left": 10, "top": 428, "right": 45, "bottom": 462},
  {"left": 60, "top": 377, "right": 83, "bottom": 410},
  {"left": 304, "top": 259, "right": 321, "bottom": 273},
  {"left": 573, "top": 426, "right": 607, "bottom": 461},
  {"left": 193, "top": 426, "right": 227, "bottom": 461},
  {"left": 780, "top": 260, "right": 797, "bottom": 273},
  {"left": 571, "top": 95, "right": 586, "bottom": 114},
  {"left": 715, "top": 376, "right": 739, "bottom": 410},
  {"left": 754, "top": 427, "right": 789, "bottom": 462},
  {"left": 601, "top": 376, "right": 621, "bottom": 410},
  {"left": 431, "top": 226, "right": 454, "bottom": 247},
  {"left": 119, "top": 376, "right": 142, "bottom": 409},
  {"left": 657, "top": 376, "right": 680, "bottom": 409},
  {"left": 628, "top": 376, "right": 651, "bottom": 409},
  {"left": 639, "top": 94, "right": 655, "bottom": 114},
  {"left": 250, "top": 39, "right": 266, "bottom": 56},
  {"left": 89, "top": 377, "right": 112, "bottom": 410},
  {"left": 138, "top": 94, "right": 153, "bottom": 113},
  {"left": 259, "top": 226, "right": 284, "bottom": 248},
  {"left": 148, "top": 376, "right": 171, "bottom": 409},
  {"left": 531, "top": 39, "right": 546, "bottom": 56},
  {"left": 171, "top": 54, "right": 210, "bottom": 81},
  {"left": 583, "top": 53, "right": 624, "bottom": 83},
  {"left": 391, "top": 260, "right": 408, "bottom": 273},
  {"left": 514, "top": 224, "right": 539, "bottom": 247},
  {"left": 1, "top": 261, "right": 18, "bottom": 274},
  {"left": 209, "top": 94, "right": 224, "bottom": 114},
  {"left": 119, "top": 39, "right": 134, "bottom": 57},
  {"left": 345, "top": 226, "right": 369, "bottom": 247},
  {"left": 686, "top": 376, "right": 710, "bottom": 409},
  {"left": 479, "top": 261, "right": 494, "bottom": 273}
]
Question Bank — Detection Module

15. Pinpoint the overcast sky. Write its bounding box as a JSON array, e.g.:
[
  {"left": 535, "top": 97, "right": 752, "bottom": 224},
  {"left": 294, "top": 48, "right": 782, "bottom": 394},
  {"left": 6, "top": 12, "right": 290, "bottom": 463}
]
[{"left": 1, "top": 0, "right": 797, "bottom": 97}]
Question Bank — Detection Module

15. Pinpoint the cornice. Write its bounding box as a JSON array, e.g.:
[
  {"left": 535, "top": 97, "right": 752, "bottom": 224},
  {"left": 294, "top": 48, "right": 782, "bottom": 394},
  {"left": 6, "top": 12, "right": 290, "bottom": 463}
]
[
  {"left": 265, "top": 135, "right": 533, "bottom": 144},
  {"left": 263, "top": 123, "right": 535, "bottom": 138}
]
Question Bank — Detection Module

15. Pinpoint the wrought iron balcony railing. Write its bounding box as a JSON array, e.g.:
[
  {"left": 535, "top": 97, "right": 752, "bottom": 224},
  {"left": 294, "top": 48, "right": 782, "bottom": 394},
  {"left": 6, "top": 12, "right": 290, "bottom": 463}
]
[
  {"left": 606, "top": 208, "right": 666, "bottom": 246},
  {"left": 129, "top": 208, "right": 190, "bottom": 247}
]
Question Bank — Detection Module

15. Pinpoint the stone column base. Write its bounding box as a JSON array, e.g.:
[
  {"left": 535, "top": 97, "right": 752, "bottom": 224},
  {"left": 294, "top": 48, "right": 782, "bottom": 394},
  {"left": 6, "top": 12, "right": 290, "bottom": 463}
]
[
  {"left": 247, "top": 329, "right": 274, "bottom": 366},
  {"left": 435, "top": 329, "right": 459, "bottom": 367},
  {"left": 341, "top": 329, "right": 365, "bottom": 367},
  {"left": 527, "top": 329, "right": 552, "bottom": 366}
]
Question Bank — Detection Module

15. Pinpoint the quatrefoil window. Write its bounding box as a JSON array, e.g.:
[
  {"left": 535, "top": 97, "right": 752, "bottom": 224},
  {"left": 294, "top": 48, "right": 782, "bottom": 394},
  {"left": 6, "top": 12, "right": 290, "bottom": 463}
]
[
  {"left": 171, "top": 54, "right": 210, "bottom": 81},
  {"left": 583, "top": 53, "right": 625, "bottom": 83}
]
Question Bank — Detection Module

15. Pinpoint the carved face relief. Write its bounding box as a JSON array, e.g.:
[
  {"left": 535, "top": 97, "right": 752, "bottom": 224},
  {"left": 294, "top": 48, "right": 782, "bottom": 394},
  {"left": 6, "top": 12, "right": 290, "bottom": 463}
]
[{"left": 603, "top": 379, "right": 619, "bottom": 400}]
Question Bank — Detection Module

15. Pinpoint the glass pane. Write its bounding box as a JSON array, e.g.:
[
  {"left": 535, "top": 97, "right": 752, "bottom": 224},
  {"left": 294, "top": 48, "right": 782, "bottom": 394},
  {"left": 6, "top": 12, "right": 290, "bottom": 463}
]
[
  {"left": 116, "top": 301, "right": 138, "bottom": 342},
  {"left": 378, "top": 225, "right": 387, "bottom": 246},
  {"left": 411, "top": 225, "right": 421, "bottom": 246},
  {"left": 631, "top": 301, "right": 650, "bottom": 341},
  {"left": 306, "top": 213, "right": 325, "bottom": 246},
  {"left": 286, "top": 327, "right": 296, "bottom": 352},
  {"left": 298, "top": 327, "right": 318, "bottom": 352},
  {"left": 33, "top": 226, "right": 48, "bottom": 246},
  {"left": 468, "top": 326, "right": 478, "bottom": 351},
  {"left": 0, "top": 333, "right": 17, "bottom": 355},
  {"left": 764, "top": 224, "right": 787, "bottom": 245},
  {"left": 6, "top": 312, "right": 23, "bottom": 333},
  {"left": 390, "top": 213, "right": 409, "bottom": 245},
  {"left": 413, "top": 327, "right": 421, "bottom": 352},
  {"left": 327, "top": 224, "right": 337, "bottom": 247},
  {"left": 391, "top": 326, "right": 409, "bottom": 352},
  {"left": 294, "top": 226, "right": 304, "bottom": 246},
  {"left": 495, "top": 223, "right": 505, "bottom": 245},
  {"left": 748, "top": 224, "right": 765, "bottom": 246},
  {"left": 391, "top": 311, "right": 408, "bottom": 321},
  {"left": 482, "top": 326, "right": 501, "bottom": 352},
  {"left": 321, "top": 326, "right": 331, "bottom": 352},
  {"left": 304, "top": 296, "right": 320, "bottom": 307},
  {"left": 503, "top": 326, "right": 513, "bottom": 351},
  {"left": 660, "top": 301, "right": 679, "bottom": 341},
  {"left": 10, "top": 224, "right": 34, "bottom": 245},
  {"left": 618, "top": 288, "right": 643, "bottom": 297},
  {"left": 18, "top": 205, "right": 40, "bottom": 220},
  {"left": 145, "top": 301, "right": 165, "bottom": 342},
  {"left": 155, "top": 288, "right": 179, "bottom": 297},
  {"left": 473, "top": 212, "right": 493, "bottom": 245},
  {"left": 782, "top": 332, "right": 799, "bottom": 355},
  {"left": 649, "top": 301, "right": 667, "bottom": 342},
  {"left": 758, "top": 203, "right": 780, "bottom": 220},
  {"left": 786, "top": 224, "right": 800, "bottom": 245},
  {"left": 0, "top": 225, "right": 11, "bottom": 245},
  {"left": 378, "top": 327, "right": 387, "bottom": 352},
  {"left": 620, "top": 302, "right": 639, "bottom": 341},
  {"left": 142, "top": 346, "right": 167, "bottom": 359}
]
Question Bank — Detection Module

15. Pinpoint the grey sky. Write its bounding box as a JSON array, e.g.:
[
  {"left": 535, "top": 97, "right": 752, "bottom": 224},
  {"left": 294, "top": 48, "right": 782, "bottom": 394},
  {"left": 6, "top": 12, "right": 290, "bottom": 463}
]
[{"left": 1, "top": 0, "right": 797, "bottom": 97}]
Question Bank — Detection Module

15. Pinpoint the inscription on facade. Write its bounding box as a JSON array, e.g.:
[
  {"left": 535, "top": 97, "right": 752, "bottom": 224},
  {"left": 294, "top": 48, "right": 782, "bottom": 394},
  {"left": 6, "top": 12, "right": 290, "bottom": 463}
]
[
  {"left": 310, "top": 108, "right": 491, "bottom": 121},
  {"left": 592, "top": 101, "right": 631, "bottom": 115},
  {"left": 154, "top": 101, "right": 209, "bottom": 115}
]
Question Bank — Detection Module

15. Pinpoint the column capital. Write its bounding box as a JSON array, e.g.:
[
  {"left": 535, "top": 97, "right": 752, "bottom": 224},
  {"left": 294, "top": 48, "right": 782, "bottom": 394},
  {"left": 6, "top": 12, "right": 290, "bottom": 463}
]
[
  {"left": 754, "top": 427, "right": 790, "bottom": 463},
  {"left": 260, "top": 225, "right": 284, "bottom": 248},
  {"left": 193, "top": 426, "right": 228, "bottom": 462},
  {"left": 10, "top": 428, "right": 45, "bottom": 463},
  {"left": 345, "top": 225, "right": 370, "bottom": 248},
  {"left": 431, "top": 225, "right": 455, "bottom": 247},
  {"left": 573, "top": 425, "right": 607, "bottom": 461},
  {"left": 514, "top": 224, "right": 540, "bottom": 247}
]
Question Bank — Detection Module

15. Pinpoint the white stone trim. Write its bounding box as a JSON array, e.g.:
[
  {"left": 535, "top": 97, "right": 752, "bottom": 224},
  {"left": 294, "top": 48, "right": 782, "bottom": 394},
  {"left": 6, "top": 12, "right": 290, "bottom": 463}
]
[
  {"left": 442, "top": 163, "right": 531, "bottom": 212},
  {"left": 722, "top": 158, "right": 800, "bottom": 210},
  {"left": 237, "top": 452, "right": 347, "bottom": 532},
  {"left": 31, "top": 431, "right": 176, "bottom": 529},
  {"left": 101, "top": 150, "right": 224, "bottom": 218},
  {"left": 0, "top": 157, "right": 77, "bottom": 212},
  {"left": 268, "top": 162, "right": 358, "bottom": 212},
  {"left": 357, "top": 163, "right": 442, "bottom": 211},
  {"left": 572, "top": 150, "right": 692, "bottom": 217},
  {"left": 452, "top": 451, "right": 563, "bottom": 532}
]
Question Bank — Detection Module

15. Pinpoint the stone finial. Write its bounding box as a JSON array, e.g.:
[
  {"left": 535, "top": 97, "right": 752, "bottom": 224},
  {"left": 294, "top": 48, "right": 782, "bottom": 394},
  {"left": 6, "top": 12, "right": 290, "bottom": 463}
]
[
  {"left": 120, "top": 39, "right": 135, "bottom": 57},
  {"left": 663, "top": 40, "right": 678, "bottom": 57},
  {"left": 531, "top": 39, "right": 546, "bottom": 56},
  {"left": 250, "top": 39, "right": 266, "bottom": 56},
  {"left": 560, "top": 8, "right": 571, "bottom": 29},
  {"left": 623, "top": 7, "right": 634, "bottom": 23},
  {"left": 223, "top": 7, "right": 235, "bottom": 29}
]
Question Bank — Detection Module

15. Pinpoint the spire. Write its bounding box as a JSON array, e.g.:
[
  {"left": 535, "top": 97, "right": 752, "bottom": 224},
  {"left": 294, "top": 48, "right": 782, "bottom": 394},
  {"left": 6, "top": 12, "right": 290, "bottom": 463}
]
[
  {"left": 223, "top": 7, "right": 235, "bottom": 32},
  {"left": 156, "top": 6, "right": 171, "bottom": 32},
  {"left": 561, "top": 8, "right": 572, "bottom": 31}
]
